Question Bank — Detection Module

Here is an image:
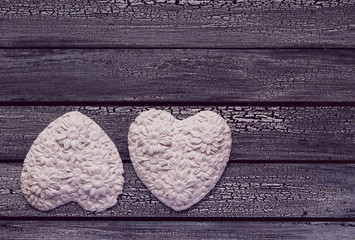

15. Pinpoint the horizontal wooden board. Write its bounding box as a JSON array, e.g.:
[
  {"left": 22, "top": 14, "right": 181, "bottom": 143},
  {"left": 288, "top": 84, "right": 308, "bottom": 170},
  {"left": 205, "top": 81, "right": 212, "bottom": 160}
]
[
  {"left": 1, "top": 49, "right": 355, "bottom": 103},
  {"left": 1, "top": 106, "right": 355, "bottom": 162},
  {"left": 1, "top": 221, "right": 355, "bottom": 240},
  {"left": 0, "top": 0, "right": 354, "bottom": 48},
  {"left": 1, "top": 162, "right": 355, "bottom": 218}
]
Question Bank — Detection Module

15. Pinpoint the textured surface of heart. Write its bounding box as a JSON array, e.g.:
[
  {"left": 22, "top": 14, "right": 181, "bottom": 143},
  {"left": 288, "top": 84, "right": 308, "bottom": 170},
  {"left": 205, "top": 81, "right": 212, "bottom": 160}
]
[
  {"left": 128, "top": 110, "right": 232, "bottom": 211},
  {"left": 21, "top": 111, "right": 124, "bottom": 212}
]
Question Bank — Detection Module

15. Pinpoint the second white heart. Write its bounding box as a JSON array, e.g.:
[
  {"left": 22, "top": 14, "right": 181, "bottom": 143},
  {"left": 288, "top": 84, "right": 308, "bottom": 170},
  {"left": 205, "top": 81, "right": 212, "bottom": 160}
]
[{"left": 128, "top": 110, "right": 232, "bottom": 211}]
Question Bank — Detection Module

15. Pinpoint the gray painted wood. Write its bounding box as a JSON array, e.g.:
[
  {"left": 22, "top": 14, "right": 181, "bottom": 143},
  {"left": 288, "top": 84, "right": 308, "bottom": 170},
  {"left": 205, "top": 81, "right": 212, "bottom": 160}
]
[
  {"left": 1, "top": 106, "right": 355, "bottom": 162},
  {"left": 1, "top": 0, "right": 355, "bottom": 236},
  {"left": 1, "top": 162, "right": 355, "bottom": 218},
  {"left": 1, "top": 49, "right": 355, "bottom": 103},
  {"left": 0, "top": 0, "right": 354, "bottom": 48},
  {"left": 1, "top": 221, "right": 355, "bottom": 240}
]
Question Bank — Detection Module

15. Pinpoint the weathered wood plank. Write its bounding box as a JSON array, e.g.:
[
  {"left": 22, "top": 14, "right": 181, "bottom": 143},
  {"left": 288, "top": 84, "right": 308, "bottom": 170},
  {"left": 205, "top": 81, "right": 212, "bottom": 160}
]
[
  {"left": 1, "top": 49, "right": 355, "bottom": 103},
  {"left": 1, "top": 106, "right": 354, "bottom": 162},
  {"left": 1, "top": 162, "right": 354, "bottom": 217},
  {"left": 0, "top": 0, "right": 354, "bottom": 48},
  {"left": 1, "top": 221, "right": 355, "bottom": 240}
]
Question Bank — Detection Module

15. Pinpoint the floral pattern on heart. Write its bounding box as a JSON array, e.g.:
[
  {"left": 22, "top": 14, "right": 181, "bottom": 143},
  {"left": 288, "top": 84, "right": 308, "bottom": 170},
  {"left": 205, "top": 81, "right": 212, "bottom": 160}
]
[
  {"left": 128, "top": 109, "right": 231, "bottom": 211},
  {"left": 21, "top": 111, "right": 124, "bottom": 212}
]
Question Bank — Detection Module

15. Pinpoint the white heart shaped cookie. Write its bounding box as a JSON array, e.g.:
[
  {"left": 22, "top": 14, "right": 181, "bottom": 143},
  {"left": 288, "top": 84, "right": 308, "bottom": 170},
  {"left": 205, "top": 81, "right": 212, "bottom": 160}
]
[
  {"left": 21, "top": 111, "right": 124, "bottom": 212},
  {"left": 128, "top": 109, "right": 232, "bottom": 211}
]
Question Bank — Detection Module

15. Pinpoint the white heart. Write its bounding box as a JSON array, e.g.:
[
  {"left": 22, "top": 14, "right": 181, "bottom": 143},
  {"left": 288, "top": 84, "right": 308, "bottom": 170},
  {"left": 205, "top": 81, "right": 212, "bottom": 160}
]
[
  {"left": 21, "top": 111, "right": 124, "bottom": 212},
  {"left": 128, "top": 109, "right": 232, "bottom": 211}
]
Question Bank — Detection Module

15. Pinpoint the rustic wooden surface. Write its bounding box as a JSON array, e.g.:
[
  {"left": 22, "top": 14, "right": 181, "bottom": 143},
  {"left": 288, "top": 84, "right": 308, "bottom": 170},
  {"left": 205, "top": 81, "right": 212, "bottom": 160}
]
[
  {"left": 1, "top": 221, "right": 355, "bottom": 240},
  {"left": 1, "top": 106, "right": 355, "bottom": 162},
  {"left": 1, "top": 162, "right": 355, "bottom": 218},
  {"left": 0, "top": 0, "right": 355, "bottom": 48},
  {"left": 1, "top": 49, "right": 355, "bottom": 103},
  {"left": 0, "top": 0, "right": 354, "bottom": 238}
]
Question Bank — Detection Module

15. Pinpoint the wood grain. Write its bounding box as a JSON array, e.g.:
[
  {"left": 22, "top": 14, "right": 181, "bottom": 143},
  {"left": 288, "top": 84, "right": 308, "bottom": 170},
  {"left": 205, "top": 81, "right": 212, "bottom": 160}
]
[
  {"left": 1, "top": 106, "right": 355, "bottom": 162},
  {"left": 1, "top": 0, "right": 355, "bottom": 237},
  {"left": 1, "top": 162, "right": 355, "bottom": 218},
  {"left": 1, "top": 49, "right": 355, "bottom": 103},
  {"left": 0, "top": 0, "right": 354, "bottom": 48},
  {"left": 1, "top": 221, "right": 355, "bottom": 240}
]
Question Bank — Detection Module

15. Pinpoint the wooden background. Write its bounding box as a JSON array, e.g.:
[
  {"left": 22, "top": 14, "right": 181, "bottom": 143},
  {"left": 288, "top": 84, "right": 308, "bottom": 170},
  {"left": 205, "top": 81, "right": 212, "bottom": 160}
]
[{"left": 1, "top": 0, "right": 355, "bottom": 239}]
